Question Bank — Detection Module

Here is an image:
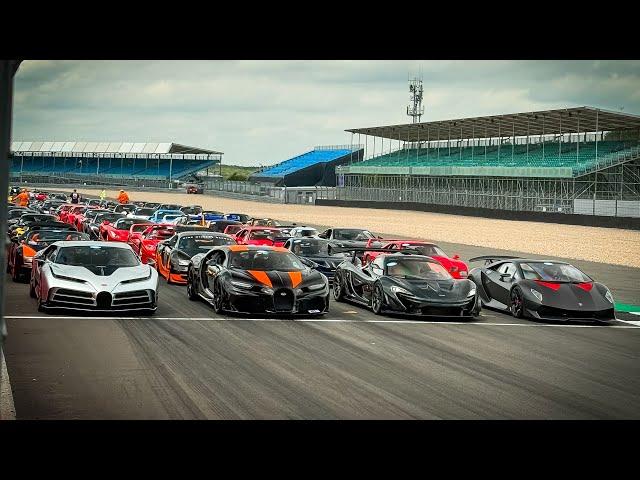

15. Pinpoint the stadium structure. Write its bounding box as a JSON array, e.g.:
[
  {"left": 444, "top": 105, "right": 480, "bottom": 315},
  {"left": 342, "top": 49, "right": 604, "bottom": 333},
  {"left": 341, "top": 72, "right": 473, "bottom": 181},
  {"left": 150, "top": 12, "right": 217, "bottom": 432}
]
[
  {"left": 249, "top": 145, "right": 364, "bottom": 187},
  {"left": 9, "top": 141, "right": 222, "bottom": 183},
  {"left": 337, "top": 107, "right": 640, "bottom": 217}
]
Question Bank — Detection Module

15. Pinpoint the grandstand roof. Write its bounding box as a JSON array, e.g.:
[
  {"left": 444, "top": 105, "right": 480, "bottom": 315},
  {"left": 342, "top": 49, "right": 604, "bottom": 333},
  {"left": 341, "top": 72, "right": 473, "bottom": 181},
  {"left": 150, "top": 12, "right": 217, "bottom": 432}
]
[
  {"left": 11, "top": 141, "right": 222, "bottom": 155},
  {"left": 347, "top": 107, "right": 640, "bottom": 142}
]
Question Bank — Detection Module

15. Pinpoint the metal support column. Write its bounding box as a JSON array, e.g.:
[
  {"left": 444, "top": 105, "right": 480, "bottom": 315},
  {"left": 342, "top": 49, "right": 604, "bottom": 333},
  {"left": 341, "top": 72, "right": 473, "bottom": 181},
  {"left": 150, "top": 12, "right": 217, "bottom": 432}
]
[{"left": 1, "top": 60, "right": 21, "bottom": 358}]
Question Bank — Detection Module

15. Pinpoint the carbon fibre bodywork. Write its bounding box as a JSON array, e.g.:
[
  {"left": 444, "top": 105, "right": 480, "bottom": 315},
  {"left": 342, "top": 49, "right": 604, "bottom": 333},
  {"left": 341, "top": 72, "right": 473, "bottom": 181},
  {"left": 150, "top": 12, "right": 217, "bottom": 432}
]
[
  {"left": 186, "top": 245, "right": 330, "bottom": 316},
  {"left": 467, "top": 257, "right": 616, "bottom": 322},
  {"left": 333, "top": 253, "right": 480, "bottom": 318}
]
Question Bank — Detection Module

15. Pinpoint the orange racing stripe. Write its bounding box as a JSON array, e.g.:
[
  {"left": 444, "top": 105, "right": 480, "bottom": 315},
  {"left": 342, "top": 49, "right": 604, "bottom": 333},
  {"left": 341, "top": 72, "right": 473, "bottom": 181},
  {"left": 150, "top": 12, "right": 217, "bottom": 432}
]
[
  {"left": 288, "top": 271, "right": 302, "bottom": 288},
  {"left": 247, "top": 270, "right": 272, "bottom": 287}
]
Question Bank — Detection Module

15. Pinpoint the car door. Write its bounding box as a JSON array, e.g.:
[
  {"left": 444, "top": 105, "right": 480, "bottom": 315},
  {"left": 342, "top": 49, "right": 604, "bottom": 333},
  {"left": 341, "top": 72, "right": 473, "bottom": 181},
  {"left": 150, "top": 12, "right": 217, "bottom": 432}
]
[
  {"left": 158, "top": 235, "right": 177, "bottom": 273},
  {"left": 348, "top": 255, "right": 377, "bottom": 303},
  {"left": 485, "top": 262, "right": 517, "bottom": 305}
]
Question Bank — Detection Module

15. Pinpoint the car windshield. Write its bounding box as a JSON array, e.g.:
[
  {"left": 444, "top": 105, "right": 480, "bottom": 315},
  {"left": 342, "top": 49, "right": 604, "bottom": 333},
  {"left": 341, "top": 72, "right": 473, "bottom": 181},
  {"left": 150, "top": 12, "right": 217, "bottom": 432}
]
[
  {"left": 178, "top": 235, "right": 235, "bottom": 256},
  {"left": 147, "top": 229, "right": 175, "bottom": 240},
  {"left": 95, "top": 213, "right": 124, "bottom": 224},
  {"left": 115, "top": 218, "right": 150, "bottom": 231},
  {"left": 229, "top": 250, "right": 305, "bottom": 272},
  {"left": 252, "top": 219, "right": 278, "bottom": 226},
  {"left": 289, "top": 238, "right": 337, "bottom": 256},
  {"left": 225, "top": 225, "right": 243, "bottom": 234},
  {"left": 181, "top": 206, "right": 203, "bottom": 214},
  {"left": 333, "top": 229, "right": 375, "bottom": 241},
  {"left": 134, "top": 208, "right": 155, "bottom": 216},
  {"left": 21, "top": 214, "right": 56, "bottom": 223},
  {"left": 160, "top": 204, "right": 182, "bottom": 211},
  {"left": 55, "top": 246, "right": 139, "bottom": 267},
  {"left": 520, "top": 262, "right": 592, "bottom": 283},
  {"left": 114, "top": 204, "right": 136, "bottom": 213},
  {"left": 87, "top": 210, "right": 109, "bottom": 219},
  {"left": 144, "top": 203, "right": 160, "bottom": 208},
  {"left": 295, "top": 229, "right": 318, "bottom": 237},
  {"left": 400, "top": 243, "right": 446, "bottom": 256},
  {"left": 28, "top": 230, "right": 87, "bottom": 244},
  {"left": 385, "top": 258, "right": 452, "bottom": 280},
  {"left": 249, "top": 230, "right": 281, "bottom": 241},
  {"left": 9, "top": 210, "right": 29, "bottom": 219}
]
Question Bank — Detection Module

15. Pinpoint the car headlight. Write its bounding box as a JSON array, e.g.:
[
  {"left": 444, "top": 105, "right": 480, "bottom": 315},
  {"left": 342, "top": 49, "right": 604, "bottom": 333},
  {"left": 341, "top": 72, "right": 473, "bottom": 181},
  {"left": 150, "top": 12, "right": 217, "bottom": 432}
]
[
  {"left": 231, "top": 280, "right": 254, "bottom": 290},
  {"left": 307, "top": 283, "right": 325, "bottom": 291},
  {"left": 121, "top": 269, "right": 153, "bottom": 284},
  {"left": 51, "top": 270, "right": 86, "bottom": 283},
  {"left": 177, "top": 259, "right": 190, "bottom": 266},
  {"left": 23, "top": 256, "right": 34, "bottom": 263},
  {"left": 605, "top": 289, "right": 614, "bottom": 304},
  {"left": 261, "top": 287, "right": 274, "bottom": 295},
  {"left": 390, "top": 285, "right": 412, "bottom": 295},
  {"left": 467, "top": 286, "right": 476, "bottom": 297},
  {"left": 531, "top": 289, "right": 543, "bottom": 302}
]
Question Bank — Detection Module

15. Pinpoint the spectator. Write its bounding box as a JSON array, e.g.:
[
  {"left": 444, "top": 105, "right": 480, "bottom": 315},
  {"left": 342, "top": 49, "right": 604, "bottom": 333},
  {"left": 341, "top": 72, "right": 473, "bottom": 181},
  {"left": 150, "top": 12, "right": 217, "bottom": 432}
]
[
  {"left": 70, "top": 189, "right": 80, "bottom": 204},
  {"left": 16, "top": 188, "right": 30, "bottom": 207},
  {"left": 99, "top": 189, "right": 107, "bottom": 201},
  {"left": 117, "top": 189, "right": 130, "bottom": 204}
]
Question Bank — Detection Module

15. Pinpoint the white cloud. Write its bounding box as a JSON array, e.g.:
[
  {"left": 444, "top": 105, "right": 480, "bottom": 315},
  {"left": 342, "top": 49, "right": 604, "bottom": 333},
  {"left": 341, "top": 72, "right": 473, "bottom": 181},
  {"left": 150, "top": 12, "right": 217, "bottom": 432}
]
[{"left": 12, "top": 60, "right": 640, "bottom": 166}]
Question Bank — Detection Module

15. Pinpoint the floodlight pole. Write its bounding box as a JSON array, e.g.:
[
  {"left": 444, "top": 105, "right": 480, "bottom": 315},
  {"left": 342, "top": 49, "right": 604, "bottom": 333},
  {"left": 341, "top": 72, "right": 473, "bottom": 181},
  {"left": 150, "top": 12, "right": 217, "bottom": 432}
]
[{"left": 576, "top": 115, "right": 580, "bottom": 164}]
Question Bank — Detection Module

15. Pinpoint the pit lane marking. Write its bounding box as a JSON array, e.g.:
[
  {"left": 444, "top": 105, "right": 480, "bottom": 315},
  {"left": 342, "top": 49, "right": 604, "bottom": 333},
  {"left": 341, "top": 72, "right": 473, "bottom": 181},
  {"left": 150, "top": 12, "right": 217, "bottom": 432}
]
[{"left": 5, "top": 315, "right": 640, "bottom": 329}]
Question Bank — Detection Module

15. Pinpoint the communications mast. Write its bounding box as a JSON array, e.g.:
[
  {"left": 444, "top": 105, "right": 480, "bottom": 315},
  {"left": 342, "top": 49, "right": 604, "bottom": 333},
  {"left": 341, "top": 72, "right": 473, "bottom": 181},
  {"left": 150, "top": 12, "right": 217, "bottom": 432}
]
[{"left": 406, "top": 75, "right": 424, "bottom": 123}]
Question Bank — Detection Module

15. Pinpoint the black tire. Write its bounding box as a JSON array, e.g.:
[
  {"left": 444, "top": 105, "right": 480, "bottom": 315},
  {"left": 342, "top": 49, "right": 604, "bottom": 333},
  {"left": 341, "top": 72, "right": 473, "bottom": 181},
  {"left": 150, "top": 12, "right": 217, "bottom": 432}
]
[
  {"left": 11, "top": 260, "right": 23, "bottom": 283},
  {"left": 187, "top": 270, "right": 198, "bottom": 300},
  {"left": 333, "top": 272, "right": 345, "bottom": 302},
  {"left": 510, "top": 287, "right": 525, "bottom": 319},
  {"left": 212, "top": 279, "right": 224, "bottom": 314},
  {"left": 371, "top": 282, "right": 384, "bottom": 315}
]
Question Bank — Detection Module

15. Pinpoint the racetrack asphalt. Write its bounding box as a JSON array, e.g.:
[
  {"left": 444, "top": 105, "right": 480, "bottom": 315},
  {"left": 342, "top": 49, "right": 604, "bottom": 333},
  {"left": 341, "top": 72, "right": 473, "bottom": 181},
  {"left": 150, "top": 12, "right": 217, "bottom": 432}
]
[{"left": 4, "top": 191, "right": 640, "bottom": 419}]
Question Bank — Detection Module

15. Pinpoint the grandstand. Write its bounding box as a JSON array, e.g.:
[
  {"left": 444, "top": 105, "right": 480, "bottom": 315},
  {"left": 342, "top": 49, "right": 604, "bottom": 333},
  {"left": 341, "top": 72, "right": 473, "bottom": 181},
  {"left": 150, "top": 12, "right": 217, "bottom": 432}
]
[
  {"left": 9, "top": 141, "right": 222, "bottom": 181},
  {"left": 249, "top": 145, "right": 364, "bottom": 187},
  {"left": 337, "top": 107, "right": 640, "bottom": 217}
]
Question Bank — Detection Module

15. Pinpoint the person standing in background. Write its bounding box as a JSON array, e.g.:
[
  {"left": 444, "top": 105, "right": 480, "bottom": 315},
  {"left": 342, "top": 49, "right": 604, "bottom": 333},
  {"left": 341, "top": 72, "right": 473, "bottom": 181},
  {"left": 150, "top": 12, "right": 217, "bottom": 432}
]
[
  {"left": 70, "top": 189, "right": 80, "bottom": 204},
  {"left": 99, "top": 189, "right": 107, "bottom": 201},
  {"left": 15, "top": 188, "right": 30, "bottom": 207},
  {"left": 117, "top": 189, "right": 129, "bottom": 204}
]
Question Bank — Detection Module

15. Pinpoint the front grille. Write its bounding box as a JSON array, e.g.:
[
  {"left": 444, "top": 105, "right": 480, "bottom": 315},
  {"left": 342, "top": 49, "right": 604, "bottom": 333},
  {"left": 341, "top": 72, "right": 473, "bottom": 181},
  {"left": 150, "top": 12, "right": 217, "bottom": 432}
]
[
  {"left": 113, "top": 290, "right": 152, "bottom": 306},
  {"left": 537, "top": 306, "right": 614, "bottom": 321},
  {"left": 51, "top": 288, "right": 95, "bottom": 306},
  {"left": 273, "top": 288, "right": 295, "bottom": 312},
  {"left": 96, "top": 292, "right": 112, "bottom": 309}
]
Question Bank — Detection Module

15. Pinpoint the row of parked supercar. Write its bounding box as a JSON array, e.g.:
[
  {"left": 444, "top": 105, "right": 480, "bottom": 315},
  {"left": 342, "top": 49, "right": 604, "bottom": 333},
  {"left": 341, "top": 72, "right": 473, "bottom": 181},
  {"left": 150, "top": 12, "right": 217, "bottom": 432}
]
[
  {"left": 6, "top": 195, "right": 159, "bottom": 314},
  {"left": 9, "top": 193, "right": 618, "bottom": 322}
]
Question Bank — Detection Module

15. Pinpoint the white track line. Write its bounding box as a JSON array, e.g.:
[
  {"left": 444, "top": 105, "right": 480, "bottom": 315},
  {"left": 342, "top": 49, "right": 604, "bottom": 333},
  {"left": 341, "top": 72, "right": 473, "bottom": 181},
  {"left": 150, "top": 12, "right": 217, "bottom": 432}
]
[
  {"left": 4, "top": 315, "right": 640, "bottom": 328},
  {"left": 0, "top": 350, "right": 16, "bottom": 420}
]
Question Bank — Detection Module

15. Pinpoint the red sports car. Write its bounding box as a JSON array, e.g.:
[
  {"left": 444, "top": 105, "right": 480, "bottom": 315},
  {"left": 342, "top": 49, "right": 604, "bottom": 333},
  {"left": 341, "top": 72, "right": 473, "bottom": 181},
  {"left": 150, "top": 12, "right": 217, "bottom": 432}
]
[
  {"left": 363, "top": 239, "right": 470, "bottom": 279},
  {"left": 55, "top": 204, "right": 76, "bottom": 223},
  {"left": 234, "top": 226, "right": 290, "bottom": 247},
  {"left": 128, "top": 224, "right": 176, "bottom": 264},
  {"left": 72, "top": 206, "right": 106, "bottom": 231},
  {"left": 101, "top": 217, "right": 153, "bottom": 242}
]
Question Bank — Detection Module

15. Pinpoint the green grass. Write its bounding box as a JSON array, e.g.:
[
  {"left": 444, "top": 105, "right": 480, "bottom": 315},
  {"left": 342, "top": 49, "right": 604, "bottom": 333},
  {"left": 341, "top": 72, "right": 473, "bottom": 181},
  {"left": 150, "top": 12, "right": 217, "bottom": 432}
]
[
  {"left": 615, "top": 303, "right": 640, "bottom": 313},
  {"left": 219, "top": 164, "right": 258, "bottom": 181}
]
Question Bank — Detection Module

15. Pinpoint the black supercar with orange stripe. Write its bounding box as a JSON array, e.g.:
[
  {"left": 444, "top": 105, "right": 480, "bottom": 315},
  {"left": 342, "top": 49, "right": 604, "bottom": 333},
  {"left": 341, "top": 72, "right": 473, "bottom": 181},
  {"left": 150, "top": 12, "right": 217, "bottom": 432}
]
[{"left": 186, "top": 245, "right": 330, "bottom": 315}]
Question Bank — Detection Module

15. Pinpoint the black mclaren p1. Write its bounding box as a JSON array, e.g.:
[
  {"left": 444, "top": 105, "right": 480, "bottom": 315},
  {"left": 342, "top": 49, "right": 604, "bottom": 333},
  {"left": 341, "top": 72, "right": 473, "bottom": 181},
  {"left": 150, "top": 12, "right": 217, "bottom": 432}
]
[
  {"left": 467, "top": 256, "right": 616, "bottom": 322},
  {"left": 186, "top": 245, "right": 330, "bottom": 315},
  {"left": 333, "top": 249, "right": 481, "bottom": 318}
]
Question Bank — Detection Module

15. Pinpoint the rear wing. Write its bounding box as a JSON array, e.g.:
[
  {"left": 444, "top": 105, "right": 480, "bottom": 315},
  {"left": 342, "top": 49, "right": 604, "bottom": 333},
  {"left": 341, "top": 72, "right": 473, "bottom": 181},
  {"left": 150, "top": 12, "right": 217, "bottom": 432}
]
[
  {"left": 330, "top": 246, "right": 423, "bottom": 263},
  {"left": 468, "top": 255, "right": 520, "bottom": 266}
]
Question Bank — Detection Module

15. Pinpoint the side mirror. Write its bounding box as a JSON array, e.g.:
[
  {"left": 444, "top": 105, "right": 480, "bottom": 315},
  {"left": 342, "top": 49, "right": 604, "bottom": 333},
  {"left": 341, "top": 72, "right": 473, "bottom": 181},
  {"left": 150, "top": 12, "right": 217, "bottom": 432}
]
[
  {"left": 500, "top": 273, "right": 512, "bottom": 282},
  {"left": 453, "top": 254, "right": 460, "bottom": 260},
  {"left": 301, "top": 258, "right": 318, "bottom": 269},
  {"left": 377, "top": 235, "right": 383, "bottom": 239}
]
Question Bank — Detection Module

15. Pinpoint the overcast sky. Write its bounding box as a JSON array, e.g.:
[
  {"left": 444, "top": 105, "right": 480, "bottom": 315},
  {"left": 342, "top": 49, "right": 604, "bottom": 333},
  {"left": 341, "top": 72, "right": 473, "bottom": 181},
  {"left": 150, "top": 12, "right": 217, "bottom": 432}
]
[{"left": 12, "top": 60, "right": 640, "bottom": 166}]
